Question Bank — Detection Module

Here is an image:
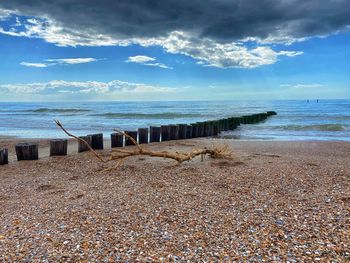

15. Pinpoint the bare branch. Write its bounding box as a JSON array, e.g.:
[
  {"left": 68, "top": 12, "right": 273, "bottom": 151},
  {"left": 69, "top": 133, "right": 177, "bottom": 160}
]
[
  {"left": 55, "top": 120, "right": 234, "bottom": 170},
  {"left": 54, "top": 120, "right": 107, "bottom": 163}
]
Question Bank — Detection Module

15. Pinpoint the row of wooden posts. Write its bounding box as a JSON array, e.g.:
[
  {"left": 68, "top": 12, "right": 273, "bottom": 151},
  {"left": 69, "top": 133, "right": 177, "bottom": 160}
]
[{"left": 0, "top": 111, "right": 277, "bottom": 165}]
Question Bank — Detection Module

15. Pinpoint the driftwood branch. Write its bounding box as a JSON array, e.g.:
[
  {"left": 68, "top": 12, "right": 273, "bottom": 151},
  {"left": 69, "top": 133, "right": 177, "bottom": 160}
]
[
  {"left": 55, "top": 121, "right": 233, "bottom": 168},
  {"left": 55, "top": 120, "right": 106, "bottom": 163}
]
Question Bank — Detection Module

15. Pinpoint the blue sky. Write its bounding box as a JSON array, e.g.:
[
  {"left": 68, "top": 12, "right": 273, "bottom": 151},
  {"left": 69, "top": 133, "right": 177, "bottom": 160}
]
[{"left": 0, "top": 1, "right": 349, "bottom": 101}]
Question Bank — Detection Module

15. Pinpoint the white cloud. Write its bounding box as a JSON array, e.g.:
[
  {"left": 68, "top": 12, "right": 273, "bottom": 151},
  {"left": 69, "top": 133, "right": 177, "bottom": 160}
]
[
  {"left": 20, "top": 62, "right": 48, "bottom": 68},
  {"left": 1, "top": 15, "right": 302, "bottom": 69},
  {"left": 140, "top": 31, "right": 303, "bottom": 68},
  {"left": 20, "top": 57, "right": 98, "bottom": 68},
  {"left": 280, "top": 83, "right": 324, "bottom": 89},
  {"left": 0, "top": 80, "right": 176, "bottom": 95},
  {"left": 277, "top": 51, "right": 304, "bottom": 57},
  {"left": 126, "top": 55, "right": 171, "bottom": 69},
  {"left": 46, "top": 58, "right": 98, "bottom": 64},
  {"left": 126, "top": 55, "right": 155, "bottom": 63},
  {"left": 0, "top": 8, "right": 12, "bottom": 20}
]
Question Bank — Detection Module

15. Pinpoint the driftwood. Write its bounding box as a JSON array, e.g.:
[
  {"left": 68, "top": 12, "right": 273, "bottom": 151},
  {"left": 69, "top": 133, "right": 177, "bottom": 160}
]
[{"left": 55, "top": 120, "right": 233, "bottom": 168}]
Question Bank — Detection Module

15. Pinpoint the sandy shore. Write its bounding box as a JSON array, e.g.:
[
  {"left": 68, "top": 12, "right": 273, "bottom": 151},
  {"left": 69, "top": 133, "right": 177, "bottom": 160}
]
[{"left": 0, "top": 138, "right": 349, "bottom": 261}]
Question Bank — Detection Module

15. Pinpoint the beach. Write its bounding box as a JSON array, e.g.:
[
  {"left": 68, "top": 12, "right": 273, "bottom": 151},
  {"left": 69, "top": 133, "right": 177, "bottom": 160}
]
[{"left": 1, "top": 138, "right": 349, "bottom": 261}]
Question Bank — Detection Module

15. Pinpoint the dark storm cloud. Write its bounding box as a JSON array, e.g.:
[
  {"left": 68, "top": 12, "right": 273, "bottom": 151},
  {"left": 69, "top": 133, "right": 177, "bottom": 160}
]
[{"left": 0, "top": 0, "right": 349, "bottom": 43}]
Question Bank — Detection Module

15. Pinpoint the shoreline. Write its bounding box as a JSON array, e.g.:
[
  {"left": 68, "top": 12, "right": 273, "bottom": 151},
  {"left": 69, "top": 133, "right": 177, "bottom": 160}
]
[{"left": 2, "top": 137, "right": 350, "bottom": 163}]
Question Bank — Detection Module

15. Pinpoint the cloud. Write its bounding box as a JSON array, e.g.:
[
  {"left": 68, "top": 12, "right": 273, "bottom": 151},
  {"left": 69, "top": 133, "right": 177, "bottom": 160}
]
[
  {"left": 20, "top": 62, "right": 48, "bottom": 68},
  {"left": 1, "top": 1, "right": 349, "bottom": 43},
  {"left": 126, "top": 55, "right": 171, "bottom": 69},
  {"left": 20, "top": 57, "right": 98, "bottom": 67},
  {"left": 1, "top": 1, "right": 348, "bottom": 68},
  {"left": 0, "top": 8, "right": 12, "bottom": 20},
  {"left": 46, "top": 58, "right": 98, "bottom": 64},
  {"left": 280, "top": 83, "right": 324, "bottom": 89},
  {"left": 127, "top": 56, "right": 155, "bottom": 63},
  {"left": 141, "top": 32, "right": 303, "bottom": 68},
  {"left": 0, "top": 80, "right": 176, "bottom": 95}
]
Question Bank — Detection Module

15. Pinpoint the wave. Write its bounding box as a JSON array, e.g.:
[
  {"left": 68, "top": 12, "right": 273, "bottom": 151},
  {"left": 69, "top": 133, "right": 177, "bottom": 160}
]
[
  {"left": 92, "top": 112, "right": 207, "bottom": 119},
  {"left": 28, "top": 108, "right": 91, "bottom": 113},
  {"left": 279, "top": 124, "right": 347, "bottom": 132}
]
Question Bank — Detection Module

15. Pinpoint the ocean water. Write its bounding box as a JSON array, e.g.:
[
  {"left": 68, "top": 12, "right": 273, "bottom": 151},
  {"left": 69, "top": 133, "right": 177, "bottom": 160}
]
[{"left": 0, "top": 100, "right": 349, "bottom": 141}]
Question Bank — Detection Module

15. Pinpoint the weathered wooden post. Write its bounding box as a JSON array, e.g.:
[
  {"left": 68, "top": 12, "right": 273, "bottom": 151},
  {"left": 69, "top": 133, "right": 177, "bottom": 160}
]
[
  {"left": 217, "top": 119, "right": 222, "bottom": 133},
  {"left": 88, "top": 133, "right": 103, "bottom": 150},
  {"left": 125, "top": 131, "right": 138, "bottom": 146},
  {"left": 234, "top": 117, "right": 241, "bottom": 128},
  {"left": 161, "top": 125, "right": 170, "bottom": 141},
  {"left": 197, "top": 122, "right": 204, "bottom": 137},
  {"left": 255, "top": 114, "right": 259, "bottom": 122},
  {"left": 207, "top": 121, "right": 213, "bottom": 136},
  {"left": 150, "top": 126, "right": 161, "bottom": 143},
  {"left": 0, "top": 148, "right": 8, "bottom": 165},
  {"left": 223, "top": 119, "right": 229, "bottom": 131},
  {"left": 250, "top": 115, "right": 255, "bottom": 123},
  {"left": 262, "top": 112, "right": 268, "bottom": 120},
  {"left": 50, "top": 139, "right": 68, "bottom": 156},
  {"left": 178, "top": 124, "right": 187, "bottom": 139},
  {"left": 78, "top": 135, "right": 92, "bottom": 152},
  {"left": 169, "top": 125, "right": 179, "bottom": 140},
  {"left": 241, "top": 116, "right": 248, "bottom": 124},
  {"left": 191, "top": 123, "right": 198, "bottom": 138},
  {"left": 186, "top": 125, "right": 193, "bottom": 139},
  {"left": 111, "top": 133, "right": 124, "bottom": 148},
  {"left": 15, "top": 142, "right": 39, "bottom": 161},
  {"left": 138, "top": 128, "right": 149, "bottom": 144},
  {"left": 213, "top": 121, "right": 219, "bottom": 136}
]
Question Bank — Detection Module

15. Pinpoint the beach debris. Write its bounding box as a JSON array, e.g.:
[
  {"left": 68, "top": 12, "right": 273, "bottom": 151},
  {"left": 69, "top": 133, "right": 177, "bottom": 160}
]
[{"left": 54, "top": 120, "right": 234, "bottom": 168}]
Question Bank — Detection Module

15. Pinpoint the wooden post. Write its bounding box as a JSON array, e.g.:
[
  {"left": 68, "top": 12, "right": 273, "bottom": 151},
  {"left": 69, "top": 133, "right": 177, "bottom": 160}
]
[
  {"left": 0, "top": 148, "right": 8, "bottom": 165},
  {"left": 111, "top": 133, "right": 124, "bottom": 148},
  {"left": 178, "top": 124, "right": 187, "bottom": 139},
  {"left": 250, "top": 115, "right": 254, "bottom": 123},
  {"left": 125, "top": 131, "right": 138, "bottom": 146},
  {"left": 150, "top": 126, "right": 161, "bottom": 143},
  {"left": 169, "top": 125, "right": 179, "bottom": 140},
  {"left": 223, "top": 119, "right": 229, "bottom": 131},
  {"left": 15, "top": 143, "right": 39, "bottom": 161},
  {"left": 217, "top": 120, "right": 222, "bottom": 133},
  {"left": 161, "top": 125, "right": 170, "bottom": 141},
  {"left": 197, "top": 122, "right": 204, "bottom": 137},
  {"left": 78, "top": 135, "right": 92, "bottom": 152},
  {"left": 50, "top": 139, "right": 67, "bottom": 156},
  {"left": 138, "top": 128, "right": 149, "bottom": 144},
  {"left": 213, "top": 121, "right": 219, "bottom": 136},
  {"left": 234, "top": 117, "right": 240, "bottom": 128},
  {"left": 242, "top": 116, "right": 248, "bottom": 124},
  {"left": 205, "top": 121, "right": 212, "bottom": 136},
  {"left": 186, "top": 125, "right": 193, "bottom": 139},
  {"left": 87, "top": 133, "right": 103, "bottom": 150},
  {"left": 190, "top": 123, "right": 198, "bottom": 138}
]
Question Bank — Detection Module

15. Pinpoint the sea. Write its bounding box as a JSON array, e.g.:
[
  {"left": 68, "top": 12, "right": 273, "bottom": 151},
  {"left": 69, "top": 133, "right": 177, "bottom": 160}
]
[{"left": 0, "top": 100, "right": 349, "bottom": 141}]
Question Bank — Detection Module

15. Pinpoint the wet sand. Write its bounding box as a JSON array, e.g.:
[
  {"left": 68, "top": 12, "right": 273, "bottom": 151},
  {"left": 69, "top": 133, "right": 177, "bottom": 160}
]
[{"left": 0, "top": 138, "right": 349, "bottom": 261}]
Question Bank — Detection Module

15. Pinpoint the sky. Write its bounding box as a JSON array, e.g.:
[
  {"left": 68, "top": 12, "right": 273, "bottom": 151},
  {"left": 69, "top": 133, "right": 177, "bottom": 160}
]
[{"left": 0, "top": 0, "right": 349, "bottom": 101}]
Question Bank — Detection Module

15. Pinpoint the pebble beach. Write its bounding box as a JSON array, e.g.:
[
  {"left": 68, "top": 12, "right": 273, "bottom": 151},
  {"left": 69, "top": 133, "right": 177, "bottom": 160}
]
[{"left": 0, "top": 139, "right": 349, "bottom": 261}]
